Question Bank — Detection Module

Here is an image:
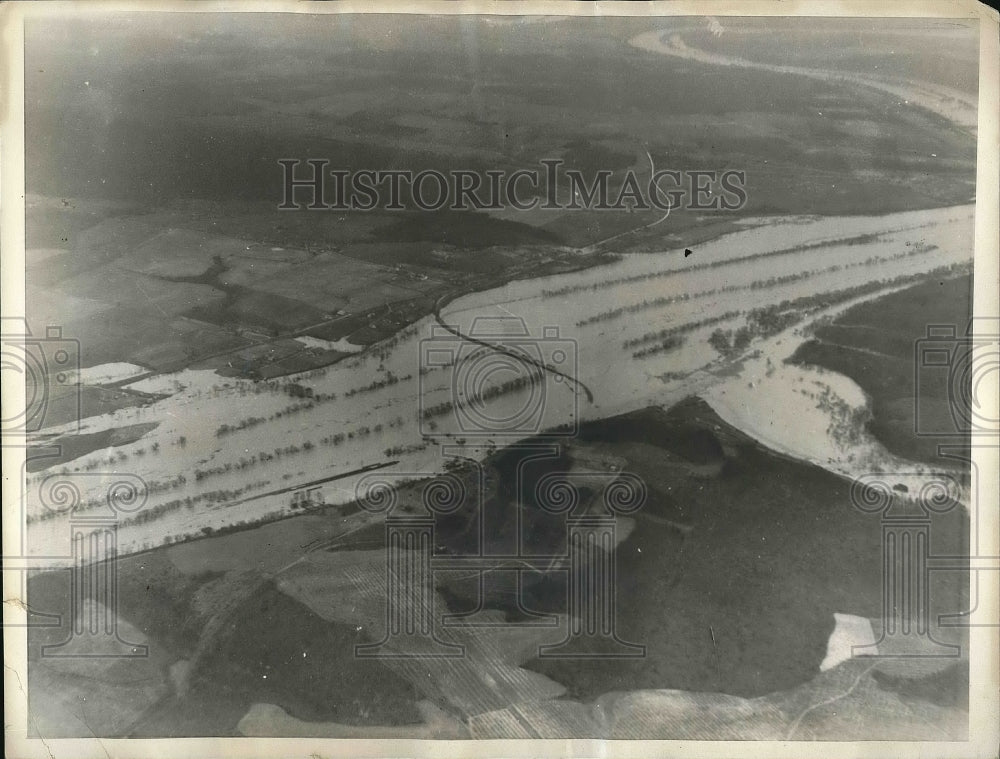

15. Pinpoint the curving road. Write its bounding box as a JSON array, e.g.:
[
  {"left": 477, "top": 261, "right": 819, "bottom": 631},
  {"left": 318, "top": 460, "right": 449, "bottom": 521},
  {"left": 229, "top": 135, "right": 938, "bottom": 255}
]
[{"left": 432, "top": 291, "right": 595, "bottom": 405}]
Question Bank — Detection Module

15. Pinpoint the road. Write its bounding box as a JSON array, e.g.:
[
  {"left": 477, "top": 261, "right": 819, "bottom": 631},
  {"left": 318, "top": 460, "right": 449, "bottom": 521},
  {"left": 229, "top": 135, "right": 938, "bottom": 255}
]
[{"left": 431, "top": 291, "right": 596, "bottom": 404}]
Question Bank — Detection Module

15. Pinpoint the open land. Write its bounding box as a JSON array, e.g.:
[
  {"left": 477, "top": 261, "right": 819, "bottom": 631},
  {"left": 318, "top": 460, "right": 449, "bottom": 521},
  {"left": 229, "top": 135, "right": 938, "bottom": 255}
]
[
  {"left": 25, "top": 16, "right": 974, "bottom": 397},
  {"left": 17, "top": 13, "right": 980, "bottom": 743},
  {"left": 26, "top": 398, "right": 969, "bottom": 738}
]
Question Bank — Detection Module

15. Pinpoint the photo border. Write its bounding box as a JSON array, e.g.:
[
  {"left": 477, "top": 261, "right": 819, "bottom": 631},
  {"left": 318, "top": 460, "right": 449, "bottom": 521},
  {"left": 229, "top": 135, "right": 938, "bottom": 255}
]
[{"left": 2, "top": 2, "right": 997, "bottom": 757}]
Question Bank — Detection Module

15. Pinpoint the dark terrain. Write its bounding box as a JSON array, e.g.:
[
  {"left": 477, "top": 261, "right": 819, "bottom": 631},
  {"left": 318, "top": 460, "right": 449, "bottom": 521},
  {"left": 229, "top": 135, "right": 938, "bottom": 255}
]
[
  {"left": 790, "top": 274, "right": 974, "bottom": 465},
  {"left": 27, "top": 397, "right": 970, "bottom": 734},
  {"left": 24, "top": 16, "right": 977, "bottom": 389}
]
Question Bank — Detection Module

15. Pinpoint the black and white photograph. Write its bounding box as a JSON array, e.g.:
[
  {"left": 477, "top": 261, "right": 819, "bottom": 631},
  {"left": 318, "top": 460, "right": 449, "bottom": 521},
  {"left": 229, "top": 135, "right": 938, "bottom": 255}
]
[{"left": 2, "top": 2, "right": 998, "bottom": 756}]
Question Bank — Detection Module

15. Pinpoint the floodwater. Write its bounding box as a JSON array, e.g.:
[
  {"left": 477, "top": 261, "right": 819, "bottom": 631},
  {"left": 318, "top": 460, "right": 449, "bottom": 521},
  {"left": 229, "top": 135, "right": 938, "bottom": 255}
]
[{"left": 23, "top": 204, "right": 974, "bottom": 557}]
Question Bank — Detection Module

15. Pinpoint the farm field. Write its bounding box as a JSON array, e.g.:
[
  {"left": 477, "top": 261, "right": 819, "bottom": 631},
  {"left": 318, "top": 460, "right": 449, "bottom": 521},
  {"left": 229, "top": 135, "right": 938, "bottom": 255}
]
[
  {"left": 25, "top": 399, "right": 969, "bottom": 738},
  {"left": 23, "top": 16, "right": 976, "bottom": 391},
  {"left": 14, "top": 12, "right": 985, "bottom": 746}
]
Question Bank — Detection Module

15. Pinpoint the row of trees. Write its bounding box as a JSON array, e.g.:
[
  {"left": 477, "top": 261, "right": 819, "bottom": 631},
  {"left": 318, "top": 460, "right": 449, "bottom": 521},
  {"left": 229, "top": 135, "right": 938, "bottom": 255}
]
[
  {"left": 579, "top": 244, "right": 936, "bottom": 329},
  {"left": 196, "top": 413, "right": 413, "bottom": 486},
  {"left": 384, "top": 442, "right": 430, "bottom": 457},
  {"left": 370, "top": 324, "right": 420, "bottom": 363},
  {"left": 420, "top": 368, "right": 546, "bottom": 420},
  {"left": 706, "top": 259, "right": 972, "bottom": 358},
  {"left": 542, "top": 230, "right": 891, "bottom": 299},
  {"left": 624, "top": 309, "right": 740, "bottom": 349},
  {"left": 344, "top": 371, "right": 411, "bottom": 398},
  {"left": 193, "top": 445, "right": 306, "bottom": 482},
  {"left": 217, "top": 371, "right": 412, "bottom": 439},
  {"left": 120, "top": 479, "right": 270, "bottom": 527},
  {"left": 632, "top": 334, "right": 686, "bottom": 360},
  {"left": 216, "top": 416, "right": 268, "bottom": 437}
]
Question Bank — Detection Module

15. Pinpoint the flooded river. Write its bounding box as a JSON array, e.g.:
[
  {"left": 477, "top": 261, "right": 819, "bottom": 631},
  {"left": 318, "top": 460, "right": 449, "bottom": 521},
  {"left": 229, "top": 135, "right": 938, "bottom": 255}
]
[{"left": 23, "top": 204, "right": 974, "bottom": 556}]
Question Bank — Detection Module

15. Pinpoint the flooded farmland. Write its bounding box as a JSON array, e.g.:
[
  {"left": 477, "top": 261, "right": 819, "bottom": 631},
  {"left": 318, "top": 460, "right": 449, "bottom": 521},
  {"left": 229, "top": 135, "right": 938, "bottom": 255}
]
[{"left": 23, "top": 204, "right": 974, "bottom": 556}]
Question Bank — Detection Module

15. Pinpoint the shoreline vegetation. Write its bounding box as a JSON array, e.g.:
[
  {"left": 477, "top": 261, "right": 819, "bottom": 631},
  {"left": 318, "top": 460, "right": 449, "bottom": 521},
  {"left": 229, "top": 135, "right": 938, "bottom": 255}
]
[
  {"left": 25, "top": 261, "right": 973, "bottom": 550},
  {"left": 788, "top": 272, "right": 974, "bottom": 466}
]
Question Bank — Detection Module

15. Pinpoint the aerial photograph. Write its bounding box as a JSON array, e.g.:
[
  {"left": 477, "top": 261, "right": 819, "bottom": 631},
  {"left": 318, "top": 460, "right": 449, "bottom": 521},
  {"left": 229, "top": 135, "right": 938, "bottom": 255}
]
[{"left": 4, "top": 6, "right": 994, "bottom": 748}]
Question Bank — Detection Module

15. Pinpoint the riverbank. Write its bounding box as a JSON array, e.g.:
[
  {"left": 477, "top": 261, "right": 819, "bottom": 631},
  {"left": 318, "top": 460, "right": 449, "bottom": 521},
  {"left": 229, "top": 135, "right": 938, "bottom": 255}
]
[{"left": 20, "top": 203, "right": 974, "bottom": 558}]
